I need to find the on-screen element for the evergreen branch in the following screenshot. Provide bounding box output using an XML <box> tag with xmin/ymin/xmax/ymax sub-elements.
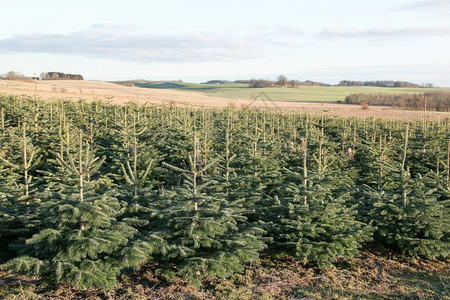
<box><xmin>140</xmin><ymin>159</ymin><xmax>154</xmax><ymax>184</ymax></box>
<box><xmin>0</xmin><ymin>156</ymin><xmax>19</xmax><ymax>169</ymax></box>
<box><xmin>229</xmin><ymin>153</ymin><xmax>237</xmax><ymax>161</ymax></box>
<box><xmin>121</xmin><ymin>163</ymin><xmax>134</xmax><ymax>185</ymax></box>
<box><xmin>312</xmin><ymin>153</ymin><xmax>319</xmax><ymax>164</ymax></box>
<box><xmin>283</xmin><ymin>167</ymin><xmax>299</xmax><ymax>176</ymax></box>
<box><xmin>66</xmin><ymin>150</ymin><xmax>80</xmax><ymax>176</ymax></box>
<box><xmin>188</xmin><ymin>156</ymin><xmax>197</xmax><ymax>173</ymax></box>
<box><xmin>199</xmin><ymin>155</ymin><xmax>221</xmax><ymax>173</ymax></box>
<box><xmin>163</xmin><ymin>162</ymin><xmax>188</xmax><ymax>174</ymax></box>
<box><xmin>29</xmin><ymin>155</ymin><xmax>43</xmax><ymax>170</ymax></box>
<box><xmin>27</xmin><ymin>149</ymin><xmax>36</xmax><ymax>169</ymax></box>
<box><xmin>125</xmin><ymin>160</ymin><xmax>136</xmax><ymax>182</ymax></box>
<box><xmin>84</xmin><ymin>142</ymin><xmax>91</xmax><ymax>168</ymax></box>
<box><xmin>137</xmin><ymin>128</ymin><xmax>147</xmax><ymax>136</ymax></box>
<box><xmin>56</xmin><ymin>152</ymin><xmax>73</xmax><ymax>173</ymax></box>
<box><xmin>85</xmin><ymin>156</ymin><xmax>106</xmax><ymax>176</ymax></box>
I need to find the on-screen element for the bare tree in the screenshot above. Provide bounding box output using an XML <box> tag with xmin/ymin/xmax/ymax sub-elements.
<box><xmin>2</xmin><ymin>71</ymin><xmax>26</xmax><ymax>80</ymax></box>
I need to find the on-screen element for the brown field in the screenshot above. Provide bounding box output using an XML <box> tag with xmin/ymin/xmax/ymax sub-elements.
<box><xmin>1</xmin><ymin>79</ymin><xmax>449</xmax><ymax>121</ymax></box>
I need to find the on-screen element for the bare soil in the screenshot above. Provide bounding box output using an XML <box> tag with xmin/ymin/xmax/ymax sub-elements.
<box><xmin>1</xmin><ymin>80</ymin><xmax>448</xmax><ymax>120</ymax></box>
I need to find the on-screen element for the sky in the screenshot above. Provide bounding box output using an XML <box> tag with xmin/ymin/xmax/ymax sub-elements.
<box><xmin>0</xmin><ymin>0</ymin><xmax>449</xmax><ymax>86</ymax></box>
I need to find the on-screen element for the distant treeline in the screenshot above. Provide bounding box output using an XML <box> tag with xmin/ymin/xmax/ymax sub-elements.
<box><xmin>0</xmin><ymin>71</ymin><xmax>83</xmax><ymax>81</ymax></box>
<box><xmin>203</xmin><ymin>76</ymin><xmax>329</xmax><ymax>88</ymax></box>
<box><xmin>345</xmin><ymin>91</ymin><xmax>450</xmax><ymax>112</ymax></box>
<box><xmin>338</xmin><ymin>80</ymin><xmax>423</xmax><ymax>88</ymax></box>
<box><xmin>0</xmin><ymin>71</ymin><xmax>83</xmax><ymax>80</ymax></box>
<box><xmin>248</xmin><ymin>79</ymin><xmax>329</xmax><ymax>88</ymax></box>
<box><xmin>203</xmin><ymin>79</ymin><xmax>328</xmax><ymax>86</ymax></box>
<box><xmin>0</xmin><ymin>71</ymin><xmax>28</xmax><ymax>80</ymax></box>
<box><xmin>203</xmin><ymin>78</ymin><xmax>428</xmax><ymax>88</ymax></box>
<box><xmin>42</xmin><ymin>72</ymin><xmax>84</xmax><ymax>80</ymax></box>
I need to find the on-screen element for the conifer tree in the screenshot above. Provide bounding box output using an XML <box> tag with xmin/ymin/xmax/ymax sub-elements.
<box><xmin>0</xmin><ymin>123</ymin><xmax>42</xmax><ymax>196</ymax></box>
<box><xmin>355</xmin><ymin>134</ymin><xmax>397</xmax><ymax>190</ymax></box>
<box><xmin>364</xmin><ymin>126</ymin><xmax>450</xmax><ymax>259</ymax></box>
<box><xmin>1</xmin><ymin>131</ymin><xmax>158</xmax><ymax>290</ymax></box>
<box><xmin>151</xmin><ymin>131</ymin><xmax>265</xmax><ymax>285</ymax></box>
<box><xmin>206</xmin><ymin>116</ymin><xmax>238</xmax><ymax>197</ymax></box>
<box><xmin>231</xmin><ymin>113</ymin><xmax>283</xmax><ymax>211</ymax></box>
<box><xmin>262</xmin><ymin>138</ymin><xmax>373</xmax><ymax>268</ymax></box>
<box><xmin>113</xmin><ymin>103</ymin><xmax>165</xmax><ymax>247</ymax></box>
<box><xmin>0</xmin><ymin>122</ymin><xmax>42</xmax><ymax>260</ymax></box>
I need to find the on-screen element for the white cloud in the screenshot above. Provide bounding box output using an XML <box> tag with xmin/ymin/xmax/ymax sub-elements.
<box><xmin>394</xmin><ymin>0</ymin><xmax>450</xmax><ymax>17</ymax></box>
<box><xmin>0</xmin><ymin>25</ymin><xmax>267</xmax><ymax>63</ymax></box>
<box><xmin>89</xmin><ymin>23</ymin><xmax>140</xmax><ymax>32</ymax></box>
<box><xmin>401</xmin><ymin>0</ymin><xmax>450</xmax><ymax>10</ymax></box>
<box><xmin>318</xmin><ymin>25</ymin><xmax>450</xmax><ymax>40</ymax></box>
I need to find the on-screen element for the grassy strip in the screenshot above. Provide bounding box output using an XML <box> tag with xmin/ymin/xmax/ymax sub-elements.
<box><xmin>1</xmin><ymin>252</ymin><xmax>448</xmax><ymax>299</ymax></box>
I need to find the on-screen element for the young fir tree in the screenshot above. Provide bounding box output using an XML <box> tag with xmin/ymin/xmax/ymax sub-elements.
<box><xmin>351</xmin><ymin>133</ymin><xmax>400</xmax><ymax>225</ymax></box>
<box><xmin>113</xmin><ymin>104</ymin><xmax>167</xmax><ymax>254</ymax></box>
<box><xmin>205</xmin><ymin>116</ymin><xmax>266</xmax><ymax>246</ymax></box>
<box><xmin>231</xmin><ymin>113</ymin><xmax>284</xmax><ymax>212</ymax></box>
<box><xmin>364</xmin><ymin>126</ymin><xmax>450</xmax><ymax>259</ymax></box>
<box><xmin>0</xmin><ymin>122</ymin><xmax>43</xmax><ymax>260</ymax></box>
<box><xmin>151</xmin><ymin>131</ymin><xmax>265</xmax><ymax>286</ymax></box>
<box><xmin>354</xmin><ymin>134</ymin><xmax>398</xmax><ymax>190</ymax></box>
<box><xmin>114</xmin><ymin>102</ymin><xmax>162</xmax><ymax>198</ymax></box>
<box><xmin>206</xmin><ymin>115</ymin><xmax>239</xmax><ymax>197</ymax></box>
<box><xmin>261</xmin><ymin>137</ymin><xmax>373</xmax><ymax>268</ymax></box>
<box><xmin>1</xmin><ymin>131</ymin><xmax>158</xmax><ymax>290</ymax></box>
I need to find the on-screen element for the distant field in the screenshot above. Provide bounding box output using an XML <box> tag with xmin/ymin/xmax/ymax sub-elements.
<box><xmin>134</xmin><ymin>81</ymin><xmax>447</xmax><ymax>103</ymax></box>
<box><xmin>2</xmin><ymin>79</ymin><xmax>448</xmax><ymax>120</ymax></box>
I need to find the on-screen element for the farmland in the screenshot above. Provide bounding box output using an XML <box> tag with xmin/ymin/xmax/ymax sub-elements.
<box><xmin>134</xmin><ymin>81</ymin><xmax>446</xmax><ymax>103</ymax></box>
<box><xmin>2</xmin><ymin>79</ymin><xmax>450</xmax><ymax>121</ymax></box>
<box><xmin>0</xmin><ymin>92</ymin><xmax>449</xmax><ymax>298</ymax></box>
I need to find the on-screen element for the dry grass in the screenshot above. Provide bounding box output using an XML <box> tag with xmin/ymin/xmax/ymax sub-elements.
<box><xmin>0</xmin><ymin>80</ymin><xmax>449</xmax><ymax>121</ymax></box>
<box><xmin>227</xmin><ymin>101</ymin><xmax>237</xmax><ymax>109</ymax></box>
<box><xmin>1</xmin><ymin>253</ymin><xmax>448</xmax><ymax>299</ymax></box>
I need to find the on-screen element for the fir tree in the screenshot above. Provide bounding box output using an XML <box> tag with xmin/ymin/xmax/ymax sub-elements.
<box><xmin>0</xmin><ymin>122</ymin><xmax>42</xmax><ymax>260</ymax></box>
<box><xmin>363</xmin><ymin>126</ymin><xmax>450</xmax><ymax>259</ymax></box>
<box><xmin>114</xmin><ymin>103</ymin><xmax>161</xmax><ymax>198</ymax></box>
<box><xmin>262</xmin><ymin>138</ymin><xmax>373</xmax><ymax>268</ymax></box>
<box><xmin>231</xmin><ymin>113</ymin><xmax>283</xmax><ymax>211</ymax></box>
<box><xmin>1</xmin><ymin>131</ymin><xmax>158</xmax><ymax>290</ymax></box>
<box><xmin>152</xmin><ymin>131</ymin><xmax>265</xmax><ymax>285</ymax></box>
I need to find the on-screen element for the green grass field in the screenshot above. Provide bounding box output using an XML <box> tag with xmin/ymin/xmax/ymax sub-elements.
<box><xmin>134</xmin><ymin>81</ymin><xmax>448</xmax><ymax>103</ymax></box>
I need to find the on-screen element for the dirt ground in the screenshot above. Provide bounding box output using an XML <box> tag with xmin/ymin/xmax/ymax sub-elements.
<box><xmin>1</xmin><ymin>80</ymin><xmax>448</xmax><ymax>121</ymax></box>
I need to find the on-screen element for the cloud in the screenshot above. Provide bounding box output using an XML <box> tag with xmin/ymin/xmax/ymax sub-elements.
<box><xmin>247</xmin><ymin>25</ymin><xmax>303</xmax><ymax>36</ymax></box>
<box><xmin>0</xmin><ymin>24</ymin><xmax>267</xmax><ymax>63</ymax></box>
<box><xmin>318</xmin><ymin>25</ymin><xmax>450</xmax><ymax>40</ymax></box>
<box><xmin>393</xmin><ymin>0</ymin><xmax>450</xmax><ymax>17</ymax></box>
<box><xmin>400</xmin><ymin>0</ymin><xmax>450</xmax><ymax>11</ymax></box>
<box><xmin>90</xmin><ymin>23</ymin><xmax>140</xmax><ymax>32</ymax></box>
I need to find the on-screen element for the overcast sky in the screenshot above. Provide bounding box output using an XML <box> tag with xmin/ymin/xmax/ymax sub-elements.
<box><xmin>1</xmin><ymin>0</ymin><xmax>449</xmax><ymax>86</ymax></box>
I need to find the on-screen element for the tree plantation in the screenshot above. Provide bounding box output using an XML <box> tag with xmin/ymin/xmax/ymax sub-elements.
<box><xmin>0</xmin><ymin>94</ymin><xmax>449</xmax><ymax>291</ymax></box>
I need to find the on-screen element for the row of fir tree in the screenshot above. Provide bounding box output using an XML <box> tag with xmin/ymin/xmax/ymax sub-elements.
<box><xmin>0</xmin><ymin>95</ymin><xmax>449</xmax><ymax>290</ymax></box>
